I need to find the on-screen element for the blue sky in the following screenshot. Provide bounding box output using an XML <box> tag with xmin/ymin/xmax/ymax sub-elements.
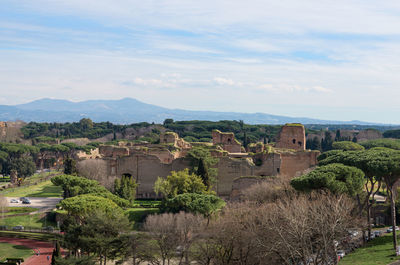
<box><xmin>1</xmin><ymin>0</ymin><xmax>400</xmax><ymax>123</ymax></box>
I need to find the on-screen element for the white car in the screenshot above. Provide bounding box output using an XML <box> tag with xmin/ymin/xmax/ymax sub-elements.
<box><xmin>10</xmin><ymin>199</ymin><xmax>18</xmax><ymax>203</ymax></box>
<box><xmin>337</xmin><ymin>250</ymin><xmax>345</xmax><ymax>258</ymax></box>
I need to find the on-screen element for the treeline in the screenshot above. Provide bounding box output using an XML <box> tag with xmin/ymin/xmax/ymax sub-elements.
<box><xmin>21</xmin><ymin>118</ymin><xmax>284</xmax><ymax>144</ymax></box>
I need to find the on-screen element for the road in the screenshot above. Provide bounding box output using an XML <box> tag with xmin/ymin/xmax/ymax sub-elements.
<box><xmin>5</xmin><ymin>197</ymin><xmax>62</xmax><ymax>212</ymax></box>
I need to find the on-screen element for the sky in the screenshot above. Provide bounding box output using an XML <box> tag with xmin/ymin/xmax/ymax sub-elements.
<box><xmin>1</xmin><ymin>1</ymin><xmax>400</xmax><ymax>123</ymax></box>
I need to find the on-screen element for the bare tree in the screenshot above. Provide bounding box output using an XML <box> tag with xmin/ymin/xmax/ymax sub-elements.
<box><xmin>144</xmin><ymin>213</ymin><xmax>180</xmax><ymax>265</ymax></box>
<box><xmin>0</xmin><ymin>195</ymin><xmax>7</xmax><ymax>219</ymax></box>
<box><xmin>76</xmin><ymin>160</ymin><xmax>110</xmax><ymax>186</ymax></box>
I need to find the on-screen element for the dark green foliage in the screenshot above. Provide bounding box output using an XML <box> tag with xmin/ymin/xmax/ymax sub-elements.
<box><xmin>61</xmin><ymin>209</ymin><xmax>130</xmax><ymax>264</ymax></box>
<box><xmin>63</xmin><ymin>158</ymin><xmax>77</xmax><ymax>175</ymax></box>
<box><xmin>360</xmin><ymin>139</ymin><xmax>400</xmax><ymax>150</ymax></box>
<box><xmin>332</xmin><ymin>141</ymin><xmax>364</xmax><ymax>151</ymax></box>
<box><xmin>60</xmin><ymin>194</ymin><xmax>125</xmax><ymax>218</ymax></box>
<box><xmin>163</xmin><ymin>193</ymin><xmax>225</xmax><ymax>218</ymax></box>
<box><xmin>196</xmin><ymin>158</ymin><xmax>210</xmax><ymax>189</ymax></box>
<box><xmin>291</xmin><ymin>163</ymin><xmax>364</xmax><ymax>197</ymax></box>
<box><xmin>186</xmin><ymin>146</ymin><xmax>218</xmax><ymax>189</ymax></box>
<box><xmin>114</xmin><ymin>174</ymin><xmax>138</xmax><ymax>203</ymax></box>
<box><xmin>306</xmin><ymin>136</ymin><xmax>322</xmax><ymax>150</ymax></box>
<box><xmin>2</xmin><ymin>156</ymin><xmax>36</xmax><ymax>178</ymax></box>
<box><xmin>383</xmin><ymin>129</ymin><xmax>400</xmax><ymax>139</ymax></box>
<box><xmin>52</xmin><ymin>174</ymin><xmax>130</xmax><ymax>207</ymax></box>
<box><xmin>54</xmin><ymin>256</ymin><xmax>95</xmax><ymax>265</ymax></box>
<box><xmin>154</xmin><ymin>169</ymin><xmax>208</xmax><ymax>199</ymax></box>
<box><xmin>321</xmin><ymin>131</ymin><xmax>333</xmax><ymax>152</ymax></box>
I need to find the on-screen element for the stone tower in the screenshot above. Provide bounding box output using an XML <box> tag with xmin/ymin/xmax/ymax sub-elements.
<box><xmin>275</xmin><ymin>124</ymin><xmax>306</xmax><ymax>151</ymax></box>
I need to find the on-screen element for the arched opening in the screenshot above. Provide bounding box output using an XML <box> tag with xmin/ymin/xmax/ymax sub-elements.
<box><xmin>292</xmin><ymin>139</ymin><xmax>296</xmax><ymax>144</ymax></box>
<box><xmin>122</xmin><ymin>173</ymin><xmax>133</xmax><ymax>179</ymax></box>
<box><xmin>298</xmin><ymin>141</ymin><xmax>302</xmax><ymax>146</ymax></box>
<box><xmin>227</xmin><ymin>138</ymin><xmax>232</xmax><ymax>144</ymax></box>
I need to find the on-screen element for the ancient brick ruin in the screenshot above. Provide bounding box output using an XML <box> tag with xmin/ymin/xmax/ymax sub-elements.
<box><xmin>275</xmin><ymin>124</ymin><xmax>306</xmax><ymax>151</ymax></box>
<box><xmin>76</xmin><ymin>123</ymin><xmax>319</xmax><ymax>198</ymax></box>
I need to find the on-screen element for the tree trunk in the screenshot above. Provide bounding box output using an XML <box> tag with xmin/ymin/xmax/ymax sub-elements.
<box><xmin>367</xmin><ymin>205</ymin><xmax>372</xmax><ymax>240</ymax></box>
<box><xmin>391</xmin><ymin>187</ymin><xmax>397</xmax><ymax>250</ymax></box>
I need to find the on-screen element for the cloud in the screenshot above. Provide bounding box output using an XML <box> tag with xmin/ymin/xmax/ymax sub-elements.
<box><xmin>213</xmin><ymin>77</ymin><xmax>235</xmax><ymax>86</ymax></box>
<box><xmin>258</xmin><ymin>84</ymin><xmax>333</xmax><ymax>93</ymax></box>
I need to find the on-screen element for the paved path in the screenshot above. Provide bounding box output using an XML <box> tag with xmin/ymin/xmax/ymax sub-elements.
<box><xmin>6</xmin><ymin>197</ymin><xmax>62</xmax><ymax>212</ymax></box>
<box><xmin>0</xmin><ymin>237</ymin><xmax>54</xmax><ymax>265</ymax></box>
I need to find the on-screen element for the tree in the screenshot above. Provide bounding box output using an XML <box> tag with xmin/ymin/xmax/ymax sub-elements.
<box><xmin>196</xmin><ymin>158</ymin><xmax>210</xmax><ymax>189</ymax></box>
<box><xmin>321</xmin><ymin>131</ymin><xmax>333</xmax><ymax>151</ymax></box>
<box><xmin>291</xmin><ymin>163</ymin><xmax>364</xmax><ymax>197</ymax></box>
<box><xmin>144</xmin><ymin>213</ymin><xmax>180</xmax><ymax>265</ymax></box>
<box><xmin>332</xmin><ymin>141</ymin><xmax>364</xmax><ymax>151</ymax></box>
<box><xmin>64</xmin><ymin>158</ymin><xmax>77</xmax><ymax>175</ymax></box>
<box><xmin>4</xmin><ymin>157</ymin><xmax>36</xmax><ymax>178</ymax></box>
<box><xmin>319</xmin><ymin>148</ymin><xmax>400</xmax><ymax>249</ymax></box>
<box><xmin>114</xmin><ymin>174</ymin><xmax>138</xmax><ymax>203</ymax></box>
<box><xmin>154</xmin><ymin>169</ymin><xmax>207</xmax><ymax>199</ymax></box>
<box><xmin>52</xmin><ymin>174</ymin><xmax>129</xmax><ymax>207</ymax></box>
<box><xmin>78</xmin><ymin>210</ymin><xmax>130</xmax><ymax>265</ymax></box>
<box><xmin>360</xmin><ymin>139</ymin><xmax>400</xmax><ymax>150</ymax></box>
<box><xmin>186</xmin><ymin>146</ymin><xmax>218</xmax><ymax>189</ymax></box>
<box><xmin>59</xmin><ymin>194</ymin><xmax>124</xmax><ymax>220</ymax></box>
<box><xmin>54</xmin><ymin>256</ymin><xmax>95</xmax><ymax>265</ymax></box>
<box><xmin>164</xmin><ymin>193</ymin><xmax>225</xmax><ymax>223</ymax></box>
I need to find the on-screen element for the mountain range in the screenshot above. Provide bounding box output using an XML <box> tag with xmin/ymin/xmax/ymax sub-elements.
<box><xmin>0</xmin><ymin>98</ymin><xmax>386</xmax><ymax>125</ymax></box>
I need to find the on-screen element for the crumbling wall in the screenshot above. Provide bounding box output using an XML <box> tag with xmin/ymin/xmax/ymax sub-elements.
<box><xmin>279</xmin><ymin>151</ymin><xmax>319</xmax><ymax>178</ymax></box>
<box><xmin>212</xmin><ymin>130</ymin><xmax>242</xmax><ymax>153</ymax></box>
<box><xmin>215</xmin><ymin>157</ymin><xmax>254</xmax><ymax>197</ymax></box>
<box><xmin>357</xmin><ymin>129</ymin><xmax>382</xmax><ymax>142</ymax></box>
<box><xmin>275</xmin><ymin>124</ymin><xmax>306</xmax><ymax>151</ymax></box>
<box><xmin>99</xmin><ymin>145</ymin><xmax>129</xmax><ymax>158</ymax></box>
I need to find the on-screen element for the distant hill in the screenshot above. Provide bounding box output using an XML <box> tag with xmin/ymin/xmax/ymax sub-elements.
<box><xmin>0</xmin><ymin>97</ymin><xmax>388</xmax><ymax>125</ymax></box>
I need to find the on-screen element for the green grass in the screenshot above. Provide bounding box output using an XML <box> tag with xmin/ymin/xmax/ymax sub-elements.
<box><xmin>125</xmin><ymin>208</ymin><xmax>160</xmax><ymax>229</ymax></box>
<box><xmin>0</xmin><ymin>242</ymin><xmax>33</xmax><ymax>262</ymax></box>
<box><xmin>340</xmin><ymin>233</ymin><xmax>400</xmax><ymax>265</ymax></box>
<box><xmin>0</xmin><ymin>180</ymin><xmax>63</xmax><ymax>197</ymax></box>
<box><xmin>0</xmin><ymin>231</ymin><xmax>59</xmax><ymax>241</ymax></box>
<box><xmin>2</xmin><ymin>207</ymin><xmax>38</xmax><ymax>216</ymax></box>
<box><xmin>0</xmin><ymin>213</ymin><xmax>56</xmax><ymax>229</ymax></box>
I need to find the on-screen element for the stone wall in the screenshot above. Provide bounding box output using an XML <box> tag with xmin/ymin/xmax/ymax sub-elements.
<box><xmin>279</xmin><ymin>151</ymin><xmax>319</xmax><ymax>177</ymax></box>
<box><xmin>275</xmin><ymin>124</ymin><xmax>306</xmax><ymax>151</ymax></box>
<box><xmin>212</xmin><ymin>130</ymin><xmax>242</xmax><ymax>153</ymax></box>
<box><xmin>357</xmin><ymin>129</ymin><xmax>382</xmax><ymax>142</ymax></box>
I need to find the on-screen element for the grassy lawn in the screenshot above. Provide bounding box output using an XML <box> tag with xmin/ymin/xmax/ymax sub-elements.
<box><xmin>0</xmin><ymin>180</ymin><xmax>62</xmax><ymax>197</ymax></box>
<box><xmin>0</xmin><ymin>242</ymin><xmax>33</xmax><ymax>262</ymax></box>
<box><xmin>340</xmin><ymin>233</ymin><xmax>400</xmax><ymax>265</ymax></box>
<box><xmin>0</xmin><ymin>231</ymin><xmax>59</xmax><ymax>241</ymax></box>
<box><xmin>2</xmin><ymin>207</ymin><xmax>38</xmax><ymax>216</ymax></box>
<box><xmin>0</xmin><ymin>213</ymin><xmax>56</xmax><ymax>229</ymax></box>
<box><xmin>125</xmin><ymin>208</ymin><xmax>160</xmax><ymax>229</ymax></box>
<box><xmin>133</xmin><ymin>200</ymin><xmax>162</xmax><ymax>208</ymax></box>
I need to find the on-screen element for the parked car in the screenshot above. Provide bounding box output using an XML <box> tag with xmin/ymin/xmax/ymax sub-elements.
<box><xmin>374</xmin><ymin>231</ymin><xmax>383</xmax><ymax>237</ymax></box>
<box><xmin>10</xmin><ymin>199</ymin><xmax>18</xmax><ymax>203</ymax></box>
<box><xmin>387</xmin><ymin>226</ymin><xmax>399</xmax><ymax>233</ymax></box>
<box><xmin>12</xmin><ymin>225</ymin><xmax>24</xmax><ymax>231</ymax></box>
<box><xmin>22</xmin><ymin>198</ymin><xmax>31</xmax><ymax>204</ymax></box>
<box><xmin>337</xmin><ymin>250</ymin><xmax>345</xmax><ymax>259</ymax></box>
<box><xmin>19</xmin><ymin>197</ymin><xmax>27</xmax><ymax>202</ymax></box>
<box><xmin>43</xmin><ymin>226</ymin><xmax>54</xmax><ymax>232</ymax></box>
<box><xmin>0</xmin><ymin>225</ymin><xmax>8</xmax><ymax>230</ymax></box>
